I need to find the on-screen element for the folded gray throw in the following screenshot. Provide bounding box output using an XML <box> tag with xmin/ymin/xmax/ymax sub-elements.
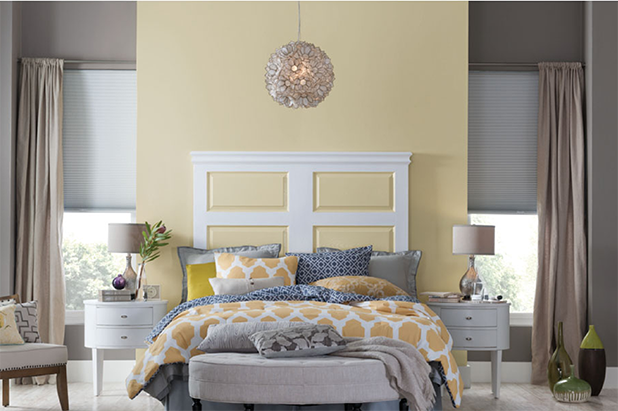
<box><xmin>333</xmin><ymin>337</ymin><xmax>435</xmax><ymax>411</ymax></box>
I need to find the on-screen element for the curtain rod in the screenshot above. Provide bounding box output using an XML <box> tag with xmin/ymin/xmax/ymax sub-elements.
<box><xmin>470</xmin><ymin>62</ymin><xmax>586</xmax><ymax>70</ymax></box>
<box><xmin>17</xmin><ymin>58</ymin><xmax>135</xmax><ymax>64</ymax></box>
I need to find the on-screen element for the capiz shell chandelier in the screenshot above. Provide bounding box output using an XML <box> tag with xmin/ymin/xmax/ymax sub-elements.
<box><xmin>265</xmin><ymin>2</ymin><xmax>334</xmax><ymax>109</ymax></box>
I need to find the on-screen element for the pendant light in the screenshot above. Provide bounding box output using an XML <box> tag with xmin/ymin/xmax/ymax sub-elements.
<box><xmin>265</xmin><ymin>2</ymin><xmax>335</xmax><ymax>109</ymax></box>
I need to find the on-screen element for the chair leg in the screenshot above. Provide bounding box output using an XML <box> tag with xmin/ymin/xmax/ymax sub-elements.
<box><xmin>351</xmin><ymin>404</ymin><xmax>362</xmax><ymax>411</ymax></box>
<box><xmin>56</xmin><ymin>365</ymin><xmax>69</xmax><ymax>410</ymax></box>
<box><xmin>2</xmin><ymin>378</ymin><xmax>8</xmax><ymax>407</ymax></box>
<box><xmin>191</xmin><ymin>398</ymin><xmax>201</xmax><ymax>411</ymax></box>
<box><xmin>399</xmin><ymin>398</ymin><xmax>409</xmax><ymax>411</ymax></box>
<box><xmin>243</xmin><ymin>405</ymin><xmax>254</xmax><ymax>411</ymax></box>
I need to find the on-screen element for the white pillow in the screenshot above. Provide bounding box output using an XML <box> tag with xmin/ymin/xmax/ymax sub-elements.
<box><xmin>208</xmin><ymin>277</ymin><xmax>285</xmax><ymax>295</ymax></box>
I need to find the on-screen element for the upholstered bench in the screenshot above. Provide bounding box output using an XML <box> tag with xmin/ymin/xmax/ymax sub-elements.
<box><xmin>0</xmin><ymin>343</ymin><xmax>69</xmax><ymax>410</ymax></box>
<box><xmin>188</xmin><ymin>352</ymin><xmax>442</xmax><ymax>411</ymax></box>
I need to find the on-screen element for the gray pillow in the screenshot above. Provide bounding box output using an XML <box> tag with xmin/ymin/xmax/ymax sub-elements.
<box><xmin>177</xmin><ymin>244</ymin><xmax>281</xmax><ymax>302</ymax></box>
<box><xmin>249</xmin><ymin>324</ymin><xmax>346</xmax><ymax>358</ymax></box>
<box><xmin>209</xmin><ymin>277</ymin><xmax>285</xmax><ymax>295</ymax></box>
<box><xmin>14</xmin><ymin>301</ymin><xmax>40</xmax><ymax>343</ymax></box>
<box><xmin>317</xmin><ymin>248</ymin><xmax>422</xmax><ymax>301</ymax></box>
<box><xmin>198</xmin><ymin>321</ymin><xmax>314</xmax><ymax>353</ymax></box>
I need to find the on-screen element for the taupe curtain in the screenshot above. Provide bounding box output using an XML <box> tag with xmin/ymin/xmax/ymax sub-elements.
<box><xmin>15</xmin><ymin>58</ymin><xmax>65</xmax><ymax>382</ymax></box>
<box><xmin>532</xmin><ymin>62</ymin><xmax>587</xmax><ymax>384</ymax></box>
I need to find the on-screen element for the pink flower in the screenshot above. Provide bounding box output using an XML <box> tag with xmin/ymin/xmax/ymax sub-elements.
<box><xmin>157</xmin><ymin>226</ymin><xmax>166</xmax><ymax>234</ymax></box>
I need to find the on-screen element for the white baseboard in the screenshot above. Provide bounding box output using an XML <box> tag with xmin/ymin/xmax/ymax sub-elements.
<box><xmin>468</xmin><ymin>361</ymin><xmax>618</xmax><ymax>388</ymax></box>
<box><xmin>458</xmin><ymin>365</ymin><xmax>471</xmax><ymax>389</ymax></box>
<box><xmin>67</xmin><ymin>360</ymin><xmax>135</xmax><ymax>383</ymax></box>
<box><xmin>468</xmin><ymin>361</ymin><xmax>532</xmax><ymax>383</ymax></box>
<box><xmin>606</xmin><ymin>366</ymin><xmax>618</xmax><ymax>389</ymax></box>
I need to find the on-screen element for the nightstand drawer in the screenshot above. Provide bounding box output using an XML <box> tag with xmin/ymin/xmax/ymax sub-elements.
<box><xmin>95</xmin><ymin>327</ymin><xmax>150</xmax><ymax>348</ymax></box>
<box><xmin>440</xmin><ymin>308</ymin><xmax>497</xmax><ymax>327</ymax></box>
<box><xmin>96</xmin><ymin>307</ymin><xmax>153</xmax><ymax>326</ymax></box>
<box><xmin>450</xmin><ymin>329</ymin><xmax>497</xmax><ymax>348</ymax></box>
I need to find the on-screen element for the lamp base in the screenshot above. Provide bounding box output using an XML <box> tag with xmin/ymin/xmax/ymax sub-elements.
<box><xmin>459</xmin><ymin>255</ymin><xmax>482</xmax><ymax>297</ymax></box>
<box><xmin>122</xmin><ymin>254</ymin><xmax>138</xmax><ymax>296</ymax></box>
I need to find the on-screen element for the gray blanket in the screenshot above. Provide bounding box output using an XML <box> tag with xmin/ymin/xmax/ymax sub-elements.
<box><xmin>333</xmin><ymin>337</ymin><xmax>435</xmax><ymax>411</ymax></box>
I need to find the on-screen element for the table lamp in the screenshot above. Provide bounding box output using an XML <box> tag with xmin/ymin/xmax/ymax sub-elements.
<box><xmin>108</xmin><ymin>223</ymin><xmax>146</xmax><ymax>293</ymax></box>
<box><xmin>453</xmin><ymin>224</ymin><xmax>495</xmax><ymax>297</ymax></box>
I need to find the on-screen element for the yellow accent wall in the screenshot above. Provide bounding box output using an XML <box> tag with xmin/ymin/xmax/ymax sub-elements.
<box><xmin>137</xmin><ymin>1</ymin><xmax>468</xmax><ymax>312</ymax></box>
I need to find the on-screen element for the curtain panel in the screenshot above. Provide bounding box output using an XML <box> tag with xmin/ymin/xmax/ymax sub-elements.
<box><xmin>15</xmin><ymin>58</ymin><xmax>66</xmax><ymax>357</ymax></box>
<box><xmin>532</xmin><ymin>62</ymin><xmax>587</xmax><ymax>384</ymax></box>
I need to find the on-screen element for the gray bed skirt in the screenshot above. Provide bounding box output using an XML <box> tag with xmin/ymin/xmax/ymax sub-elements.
<box><xmin>161</xmin><ymin>375</ymin><xmax>444</xmax><ymax>411</ymax></box>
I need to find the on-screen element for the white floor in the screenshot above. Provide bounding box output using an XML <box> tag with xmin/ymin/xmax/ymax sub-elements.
<box><xmin>5</xmin><ymin>382</ymin><xmax>618</xmax><ymax>411</ymax></box>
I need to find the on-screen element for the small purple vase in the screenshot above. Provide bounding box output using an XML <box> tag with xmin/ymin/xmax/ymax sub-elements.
<box><xmin>112</xmin><ymin>274</ymin><xmax>126</xmax><ymax>290</ymax></box>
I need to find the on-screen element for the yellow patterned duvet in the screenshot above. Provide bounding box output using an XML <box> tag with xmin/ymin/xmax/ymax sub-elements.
<box><xmin>126</xmin><ymin>298</ymin><xmax>462</xmax><ymax>407</ymax></box>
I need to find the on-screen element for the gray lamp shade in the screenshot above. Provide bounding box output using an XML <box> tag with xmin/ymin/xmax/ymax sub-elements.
<box><xmin>452</xmin><ymin>225</ymin><xmax>495</xmax><ymax>255</ymax></box>
<box><xmin>108</xmin><ymin>223</ymin><xmax>146</xmax><ymax>254</ymax></box>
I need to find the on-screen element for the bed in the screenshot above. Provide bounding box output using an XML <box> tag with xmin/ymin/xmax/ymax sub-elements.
<box><xmin>125</xmin><ymin>152</ymin><xmax>463</xmax><ymax>409</ymax></box>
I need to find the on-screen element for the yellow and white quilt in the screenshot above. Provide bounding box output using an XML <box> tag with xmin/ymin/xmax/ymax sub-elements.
<box><xmin>126</xmin><ymin>293</ymin><xmax>462</xmax><ymax>407</ymax></box>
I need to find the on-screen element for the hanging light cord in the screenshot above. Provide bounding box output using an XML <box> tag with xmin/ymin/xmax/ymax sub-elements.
<box><xmin>297</xmin><ymin>1</ymin><xmax>301</xmax><ymax>42</ymax></box>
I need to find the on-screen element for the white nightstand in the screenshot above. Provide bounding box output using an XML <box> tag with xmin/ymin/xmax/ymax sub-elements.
<box><xmin>427</xmin><ymin>302</ymin><xmax>510</xmax><ymax>399</ymax></box>
<box><xmin>84</xmin><ymin>299</ymin><xmax>167</xmax><ymax>396</ymax></box>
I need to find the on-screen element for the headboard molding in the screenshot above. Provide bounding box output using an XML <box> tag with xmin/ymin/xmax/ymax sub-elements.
<box><xmin>192</xmin><ymin>152</ymin><xmax>411</xmax><ymax>253</ymax></box>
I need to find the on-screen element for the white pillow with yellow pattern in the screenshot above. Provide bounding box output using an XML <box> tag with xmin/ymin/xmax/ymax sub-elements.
<box><xmin>215</xmin><ymin>253</ymin><xmax>299</xmax><ymax>286</ymax></box>
<box><xmin>310</xmin><ymin>276</ymin><xmax>410</xmax><ymax>299</ymax></box>
<box><xmin>0</xmin><ymin>305</ymin><xmax>25</xmax><ymax>345</ymax></box>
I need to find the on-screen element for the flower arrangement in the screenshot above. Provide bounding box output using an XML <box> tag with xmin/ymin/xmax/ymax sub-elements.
<box><xmin>137</xmin><ymin>221</ymin><xmax>172</xmax><ymax>299</ymax></box>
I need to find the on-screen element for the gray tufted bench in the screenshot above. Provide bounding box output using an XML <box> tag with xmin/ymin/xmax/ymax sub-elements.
<box><xmin>188</xmin><ymin>352</ymin><xmax>442</xmax><ymax>411</ymax></box>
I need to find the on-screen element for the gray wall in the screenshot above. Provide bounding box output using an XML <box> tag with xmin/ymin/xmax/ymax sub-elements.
<box><xmin>468</xmin><ymin>1</ymin><xmax>585</xmax><ymax>364</ymax></box>
<box><xmin>21</xmin><ymin>1</ymin><xmax>136</xmax><ymax>60</ymax></box>
<box><xmin>584</xmin><ymin>2</ymin><xmax>618</xmax><ymax>367</ymax></box>
<box><xmin>0</xmin><ymin>2</ymin><xmax>19</xmax><ymax>298</ymax></box>
<box><xmin>18</xmin><ymin>0</ymin><xmax>136</xmax><ymax>361</ymax></box>
<box><xmin>470</xmin><ymin>1</ymin><xmax>583</xmax><ymax>63</ymax></box>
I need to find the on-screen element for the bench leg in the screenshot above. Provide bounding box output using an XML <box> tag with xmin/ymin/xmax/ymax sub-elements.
<box><xmin>2</xmin><ymin>379</ymin><xmax>8</xmax><ymax>407</ymax></box>
<box><xmin>57</xmin><ymin>365</ymin><xmax>69</xmax><ymax>410</ymax></box>
<box><xmin>243</xmin><ymin>405</ymin><xmax>254</xmax><ymax>411</ymax></box>
<box><xmin>191</xmin><ymin>398</ymin><xmax>201</xmax><ymax>411</ymax></box>
<box><xmin>351</xmin><ymin>404</ymin><xmax>362</xmax><ymax>411</ymax></box>
<box><xmin>399</xmin><ymin>398</ymin><xmax>408</xmax><ymax>411</ymax></box>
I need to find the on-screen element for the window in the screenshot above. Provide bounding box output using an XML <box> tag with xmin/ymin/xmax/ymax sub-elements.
<box><xmin>62</xmin><ymin>70</ymin><xmax>137</xmax><ymax>311</ymax></box>
<box><xmin>468</xmin><ymin>71</ymin><xmax>539</xmax><ymax>317</ymax></box>
<box><xmin>469</xmin><ymin>214</ymin><xmax>537</xmax><ymax>313</ymax></box>
<box><xmin>63</xmin><ymin>212</ymin><xmax>133</xmax><ymax>310</ymax></box>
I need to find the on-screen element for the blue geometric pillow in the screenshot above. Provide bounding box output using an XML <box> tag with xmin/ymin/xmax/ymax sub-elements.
<box><xmin>286</xmin><ymin>246</ymin><xmax>373</xmax><ymax>284</ymax></box>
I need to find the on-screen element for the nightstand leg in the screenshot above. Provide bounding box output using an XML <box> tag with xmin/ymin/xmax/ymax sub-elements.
<box><xmin>92</xmin><ymin>348</ymin><xmax>104</xmax><ymax>396</ymax></box>
<box><xmin>491</xmin><ymin>350</ymin><xmax>502</xmax><ymax>399</ymax></box>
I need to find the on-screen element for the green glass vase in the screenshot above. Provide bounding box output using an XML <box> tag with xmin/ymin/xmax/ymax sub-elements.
<box><xmin>547</xmin><ymin>321</ymin><xmax>572</xmax><ymax>393</ymax></box>
<box><xmin>553</xmin><ymin>365</ymin><xmax>591</xmax><ymax>403</ymax></box>
<box><xmin>578</xmin><ymin>325</ymin><xmax>606</xmax><ymax>396</ymax></box>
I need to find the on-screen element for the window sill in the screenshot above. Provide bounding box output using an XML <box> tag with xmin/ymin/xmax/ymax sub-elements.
<box><xmin>510</xmin><ymin>312</ymin><xmax>532</xmax><ymax>327</ymax></box>
<box><xmin>65</xmin><ymin>310</ymin><xmax>84</xmax><ymax>325</ymax></box>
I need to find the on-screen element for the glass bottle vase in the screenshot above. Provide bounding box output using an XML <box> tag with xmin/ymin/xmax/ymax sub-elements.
<box><xmin>137</xmin><ymin>263</ymin><xmax>148</xmax><ymax>301</ymax></box>
<box><xmin>548</xmin><ymin>321</ymin><xmax>573</xmax><ymax>393</ymax></box>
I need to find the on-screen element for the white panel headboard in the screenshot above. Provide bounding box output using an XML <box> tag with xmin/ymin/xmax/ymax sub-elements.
<box><xmin>191</xmin><ymin>152</ymin><xmax>411</xmax><ymax>253</ymax></box>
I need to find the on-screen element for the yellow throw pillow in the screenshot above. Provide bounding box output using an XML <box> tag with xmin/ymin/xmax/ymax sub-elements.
<box><xmin>310</xmin><ymin>276</ymin><xmax>410</xmax><ymax>298</ymax></box>
<box><xmin>0</xmin><ymin>305</ymin><xmax>25</xmax><ymax>345</ymax></box>
<box><xmin>186</xmin><ymin>262</ymin><xmax>217</xmax><ymax>301</ymax></box>
<box><xmin>215</xmin><ymin>253</ymin><xmax>299</xmax><ymax>286</ymax></box>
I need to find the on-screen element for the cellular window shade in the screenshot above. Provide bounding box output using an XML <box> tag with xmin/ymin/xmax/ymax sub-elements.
<box><xmin>63</xmin><ymin>70</ymin><xmax>137</xmax><ymax>210</ymax></box>
<box><xmin>468</xmin><ymin>71</ymin><xmax>538</xmax><ymax>213</ymax></box>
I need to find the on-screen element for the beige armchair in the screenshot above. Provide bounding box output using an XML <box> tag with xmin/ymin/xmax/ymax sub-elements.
<box><xmin>0</xmin><ymin>294</ymin><xmax>69</xmax><ymax>410</ymax></box>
